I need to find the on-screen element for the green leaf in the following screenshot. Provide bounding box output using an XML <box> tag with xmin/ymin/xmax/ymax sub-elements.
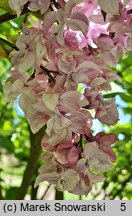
<box><xmin>0</xmin><ymin>0</ymin><xmax>12</xmax><ymax>12</ymax></box>
<box><xmin>103</xmin><ymin>92</ymin><xmax>123</xmax><ymax>98</ymax></box>
<box><xmin>0</xmin><ymin>137</ymin><xmax>14</xmax><ymax>153</ymax></box>
<box><xmin>98</xmin><ymin>0</ymin><xmax>119</xmax><ymax>15</ymax></box>
<box><xmin>120</xmin><ymin>94</ymin><xmax>132</xmax><ymax>103</ymax></box>
<box><xmin>5</xmin><ymin>187</ymin><xmax>19</xmax><ymax>200</ymax></box>
<box><xmin>0</xmin><ymin>44</ymin><xmax>9</xmax><ymax>58</ymax></box>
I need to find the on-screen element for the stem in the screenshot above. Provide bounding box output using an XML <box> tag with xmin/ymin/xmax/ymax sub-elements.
<box><xmin>31</xmin><ymin>181</ymin><xmax>38</xmax><ymax>200</ymax></box>
<box><xmin>0</xmin><ymin>161</ymin><xmax>3</xmax><ymax>200</ymax></box>
<box><xmin>0</xmin><ymin>0</ymin><xmax>62</xmax><ymax>25</ymax></box>
<box><xmin>79</xmin><ymin>195</ymin><xmax>82</xmax><ymax>200</ymax></box>
<box><xmin>41</xmin><ymin>184</ymin><xmax>51</xmax><ymax>200</ymax></box>
<box><xmin>31</xmin><ymin>164</ymin><xmax>39</xmax><ymax>200</ymax></box>
<box><xmin>0</xmin><ymin>7</ymin><xmax>30</xmax><ymax>25</ymax></box>
<box><xmin>16</xmin><ymin>126</ymin><xmax>46</xmax><ymax>200</ymax></box>
<box><xmin>0</xmin><ymin>37</ymin><xmax>55</xmax><ymax>83</ymax></box>
<box><xmin>0</xmin><ymin>184</ymin><xmax>3</xmax><ymax>200</ymax></box>
<box><xmin>55</xmin><ymin>190</ymin><xmax>63</xmax><ymax>200</ymax></box>
<box><xmin>40</xmin><ymin>65</ymin><xmax>55</xmax><ymax>84</ymax></box>
<box><xmin>0</xmin><ymin>37</ymin><xmax>19</xmax><ymax>51</ymax></box>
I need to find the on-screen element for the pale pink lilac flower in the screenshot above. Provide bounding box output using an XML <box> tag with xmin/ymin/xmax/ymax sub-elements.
<box><xmin>5</xmin><ymin>0</ymin><xmax>131</xmax><ymax>195</ymax></box>
<box><xmin>12</xmin><ymin>26</ymin><xmax>46</xmax><ymax>72</ymax></box>
<box><xmin>98</xmin><ymin>0</ymin><xmax>120</xmax><ymax>15</ymax></box>
<box><xmin>81</xmin><ymin>141</ymin><xmax>113</xmax><ymax>172</ymax></box>
<box><xmin>8</xmin><ymin>0</ymin><xmax>51</xmax><ymax>16</ymax></box>
<box><xmin>55</xmin><ymin>0</ymin><xmax>89</xmax><ymax>45</ymax></box>
<box><xmin>28</xmin><ymin>0</ymin><xmax>50</xmax><ymax>14</ymax></box>
<box><xmin>8</xmin><ymin>0</ymin><xmax>28</xmax><ymax>16</ymax></box>
<box><xmin>95</xmin><ymin>132</ymin><xmax>116</xmax><ymax>162</ymax></box>
<box><xmin>84</xmin><ymin>88</ymin><xmax>119</xmax><ymax>125</ymax></box>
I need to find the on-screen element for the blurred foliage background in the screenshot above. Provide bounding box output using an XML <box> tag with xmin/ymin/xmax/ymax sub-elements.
<box><xmin>0</xmin><ymin>4</ymin><xmax>132</xmax><ymax>200</ymax></box>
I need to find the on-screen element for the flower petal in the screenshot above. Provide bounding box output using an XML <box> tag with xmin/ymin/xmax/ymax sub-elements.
<box><xmin>43</xmin><ymin>93</ymin><xmax>60</xmax><ymax>111</ymax></box>
<box><xmin>98</xmin><ymin>0</ymin><xmax>119</xmax><ymax>15</ymax></box>
<box><xmin>57</xmin><ymin>169</ymin><xmax>80</xmax><ymax>191</ymax></box>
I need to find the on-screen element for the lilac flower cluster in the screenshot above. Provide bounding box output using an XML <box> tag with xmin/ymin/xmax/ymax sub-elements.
<box><xmin>4</xmin><ymin>0</ymin><xmax>132</xmax><ymax>195</ymax></box>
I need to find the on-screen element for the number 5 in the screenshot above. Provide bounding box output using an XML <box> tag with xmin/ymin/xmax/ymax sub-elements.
<box><xmin>120</xmin><ymin>203</ymin><xmax>126</xmax><ymax>211</ymax></box>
